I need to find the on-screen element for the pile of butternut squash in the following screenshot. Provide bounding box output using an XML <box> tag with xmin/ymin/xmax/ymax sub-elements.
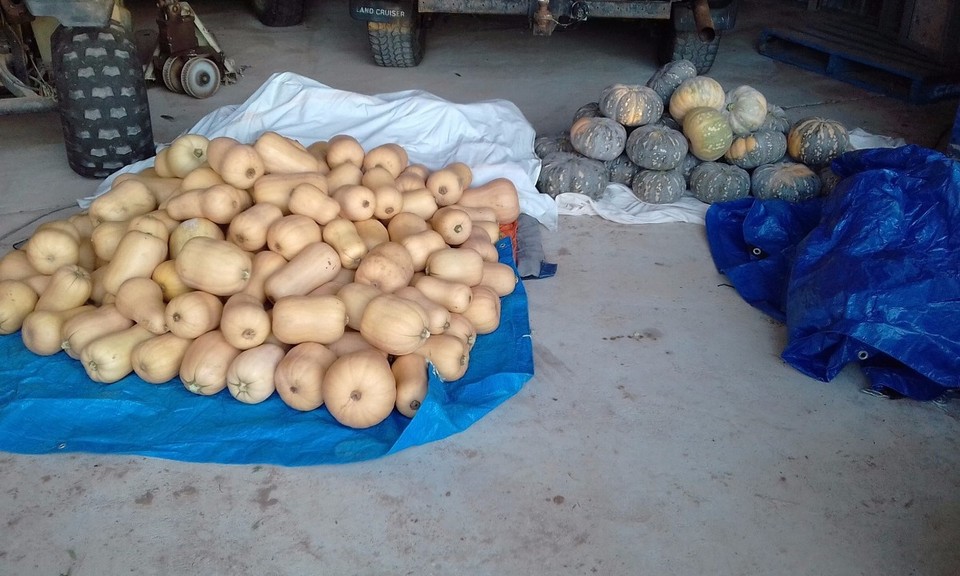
<box><xmin>0</xmin><ymin>131</ymin><xmax>522</xmax><ymax>429</ymax></box>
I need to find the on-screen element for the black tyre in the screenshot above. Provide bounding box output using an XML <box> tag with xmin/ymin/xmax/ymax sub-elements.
<box><xmin>367</xmin><ymin>17</ymin><xmax>424</xmax><ymax>67</ymax></box>
<box><xmin>251</xmin><ymin>0</ymin><xmax>306</xmax><ymax>27</ymax></box>
<box><xmin>51</xmin><ymin>23</ymin><xmax>154</xmax><ymax>179</ymax></box>
<box><xmin>663</xmin><ymin>30</ymin><xmax>721</xmax><ymax>74</ymax></box>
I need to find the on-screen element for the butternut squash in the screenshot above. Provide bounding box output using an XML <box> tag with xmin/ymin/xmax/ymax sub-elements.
<box><xmin>447</xmin><ymin>161</ymin><xmax>474</xmax><ymax>189</ymax></box>
<box><xmin>271</xmin><ymin>294</ymin><xmax>348</xmax><ymax>345</ymax></box>
<box><xmin>165</xmin><ymin>290</ymin><xmax>223</xmax><ymax>339</ymax></box>
<box><xmin>21</xmin><ymin>304</ymin><xmax>95</xmax><ymax>356</ymax></box>
<box><xmin>274</xmin><ymin>342</ymin><xmax>337</xmax><ymax>411</ymax></box>
<box><xmin>89</xmin><ymin>178</ymin><xmax>157</xmax><ymax>224</ymax></box>
<box><xmin>359</xmin><ymin>293</ymin><xmax>430</xmax><ymax>355</ymax></box>
<box><xmin>240</xmin><ymin>249</ymin><xmax>287</xmax><ymax>302</ymax></box>
<box><xmin>254</xmin><ymin>131</ymin><xmax>319</xmax><ymax>174</ymax></box>
<box><xmin>425</xmin><ymin>167</ymin><xmax>464</xmax><ymax>206</ymax></box>
<box><xmin>89</xmin><ymin>220</ymin><xmax>128</xmax><ymax>262</ymax></box>
<box><xmin>100</xmin><ymin>231</ymin><xmax>168</xmax><ymax>295</ymax></box>
<box><xmin>386</xmin><ymin>212</ymin><xmax>429</xmax><ymax>243</ymax></box>
<box><xmin>337</xmin><ymin>282</ymin><xmax>382</xmax><ymax>331</ymax></box>
<box><xmin>264</xmin><ymin>240</ymin><xmax>342</xmax><ymax>301</ymax></box>
<box><xmin>327</xmin><ymin>330</ymin><xmax>382</xmax><ymax>357</ymax></box>
<box><xmin>175</xmin><ymin>237</ymin><xmax>252</xmax><ymax>296</ymax></box>
<box><xmin>226</xmin><ymin>343</ymin><xmax>286</xmax><ymax>404</ymax></box>
<box><xmin>180</xmin><ymin>165</ymin><xmax>224</xmax><ymax>191</ymax></box>
<box><xmin>88</xmin><ymin>266</ymin><xmax>109</xmax><ymax>306</ymax></box>
<box><xmin>168</xmin><ymin>217</ymin><xmax>225</xmax><ymax>259</ymax></box>
<box><xmin>22</xmin><ymin>274</ymin><xmax>51</xmax><ymax>297</ymax></box>
<box><xmin>220</xmin><ymin>292</ymin><xmax>271</xmax><ymax>350</ymax></box>
<box><xmin>151</xmin><ymin>259</ymin><xmax>192</xmax><ymax>301</ymax></box>
<box><xmin>425</xmin><ymin>247</ymin><xmax>485</xmax><ymax>286</ymax></box>
<box><xmin>430</xmin><ymin>206</ymin><xmax>472</xmax><ymax>246</ymax></box>
<box><xmin>480</xmin><ymin>261</ymin><xmax>518</xmax><ymax>296</ymax></box>
<box><xmin>400</xmin><ymin>187</ymin><xmax>438</xmax><ymax>220</ymax></box>
<box><xmin>76</xmin><ymin>238</ymin><xmax>96</xmax><ymax>272</ymax></box>
<box><xmin>60</xmin><ymin>303</ymin><xmax>133</xmax><ymax>359</ymax></box>
<box><xmin>0</xmin><ymin>249</ymin><xmax>37</xmax><ymax>281</ymax></box>
<box><xmin>414</xmin><ymin>275</ymin><xmax>473</xmax><ymax>313</ymax></box>
<box><xmin>209</xmin><ymin>139</ymin><xmax>265</xmax><ymax>189</ymax></box>
<box><xmin>252</xmin><ymin>172</ymin><xmax>327</xmax><ymax>213</ymax></box>
<box><xmin>361</xmin><ymin>165</ymin><xmax>396</xmax><ymax>190</ymax></box>
<box><xmin>459</xmin><ymin>227</ymin><xmax>500</xmax><ymax>263</ymax></box>
<box><xmin>114</xmin><ymin>173</ymin><xmax>182</xmax><ymax>205</ymax></box>
<box><xmin>394</xmin><ymin>171</ymin><xmax>426</xmax><ymax>193</ymax></box>
<box><xmin>0</xmin><ymin>279</ymin><xmax>38</xmax><ymax>334</ymax></box>
<box><xmin>451</xmin><ymin>204</ymin><xmax>497</xmax><ymax>223</ymax></box>
<box><xmin>131</xmin><ymin>332</ymin><xmax>193</xmax><ymax>384</ymax></box>
<box><xmin>417</xmin><ymin>333</ymin><xmax>469</xmax><ymax>381</ymax></box>
<box><xmin>288</xmin><ymin>182</ymin><xmax>341</xmax><ymax>225</ymax></box>
<box><xmin>392</xmin><ymin>353</ymin><xmax>429</xmax><ymax>418</ymax></box>
<box><xmin>372</xmin><ymin>184</ymin><xmax>403</xmax><ymax>221</ymax></box>
<box><xmin>353</xmin><ymin>241</ymin><xmax>414</xmax><ymax>293</ymax></box>
<box><xmin>81</xmin><ymin>324</ymin><xmax>155</xmax><ymax>383</ymax></box>
<box><xmin>399</xmin><ymin>229</ymin><xmax>447</xmax><ymax>272</ymax></box>
<box><xmin>309</xmin><ymin>266</ymin><xmax>356</xmax><ymax>297</ymax></box>
<box><xmin>325</xmin><ymin>162</ymin><xmax>364</xmax><ymax>193</ymax></box>
<box><xmin>165</xmin><ymin>133</ymin><xmax>209</xmax><ymax>178</ymax></box>
<box><xmin>334</xmin><ymin>184</ymin><xmax>376</xmax><ymax>221</ymax></box>
<box><xmin>127</xmin><ymin>210</ymin><xmax>178</xmax><ymax>242</ymax></box>
<box><xmin>472</xmin><ymin>219</ymin><xmax>501</xmax><ymax>244</ymax></box>
<box><xmin>165</xmin><ymin>184</ymin><xmax>252</xmax><ymax>224</ymax></box>
<box><xmin>179</xmin><ymin>330</ymin><xmax>241</xmax><ymax>395</ymax></box>
<box><xmin>362</xmin><ymin>143</ymin><xmax>408</xmax><ymax>177</ymax></box>
<box><xmin>153</xmin><ymin>146</ymin><xmax>174</xmax><ymax>178</ymax></box>
<box><xmin>322</xmin><ymin>218</ymin><xmax>367</xmax><ymax>269</ymax></box>
<box><xmin>306</xmin><ymin>140</ymin><xmax>329</xmax><ymax>163</ymax></box>
<box><xmin>35</xmin><ymin>264</ymin><xmax>92</xmax><ymax>312</ymax></box>
<box><xmin>266</xmin><ymin>214</ymin><xmax>322</xmax><ymax>260</ymax></box>
<box><xmin>458</xmin><ymin>178</ymin><xmax>521</xmax><ymax>223</ymax></box>
<box><xmin>67</xmin><ymin>212</ymin><xmax>96</xmax><ymax>238</ymax></box>
<box><xmin>115</xmin><ymin>277</ymin><xmax>168</xmax><ymax>334</ymax></box>
<box><xmin>226</xmin><ymin>202</ymin><xmax>284</xmax><ymax>252</ymax></box>
<box><xmin>325</xmin><ymin>134</ymin><xmax>365</xmax><ymax>168</ymax></box>
<box><xmin>322</xmin><ymin>349</ymin><xmax>397</xmax><ymax>429</ymax></box>
<box><xmin>25</xmin><ymin>226</ymin><xmax>79</xmax><ymax>275</ymax></box>
<box><xmin>354</xmin><ymin>218</ymin><xmax>390</xmax><ymax>250</ymax></box>
<box><xmin>394</xmin><ymin>285</ymin><xmax>450</xmax><ymax>334</ymax></box>
<box><xmin>463</xmin><ymin>285</ymin><xmax>501</xmax><ymax>334</ymax></box>
<box><xmin>444</xmin><ymin>312</ymin><xmax>477</xmax><ymax>350</ymax></box>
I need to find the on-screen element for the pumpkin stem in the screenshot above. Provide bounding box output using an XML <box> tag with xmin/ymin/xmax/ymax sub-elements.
<box><xmin>350</xmin><ymin>390</ymin><xmax>362</xmax><ymax>402</ymax></box>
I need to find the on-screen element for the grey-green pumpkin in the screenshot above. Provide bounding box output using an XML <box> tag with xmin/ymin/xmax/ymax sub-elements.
<box><xmin>679</xmin><ymin>152</ymin><xmax>703</xmax><ymax>180</ymax></box>
<box><xmin>624</xmin><ymin>124</ymin><xmax>688</xmax><ymax>171</ymax></box>
<box><xmin>604</xmin><ymin>153</ymin><xmax>641</xmax><ymax>186</ymax></box>
<box><xmin>573</xmin><ymin>102</ymin><xmax>603</xmax><ymax>124</ymax></box>
<box><xmin>598</xmin><ymin>84</ymin><xmax>663</xmax><ymax>127</ymax></box>
<box><xmin>751</xmin><ymin>161</ymin><xmax>822</xmax><ymax>202</ymax></box>
<box><xmin>631</xmin><ymin>168</ymin><xmax>686</xmax><ymax>204</ymax></box>
<box><xmin>655</xmin><ymin>113</ymin><xmax>682</xmax><ymax>132</ymax></box>
<box><xmin>534</xmin><ymin>133</ymin><xmax>575</xmax><ymax>160</ymax></box>
<box><xmin>569</xmin><ymin>116</ymin><xmax>627</xmax><ymax>161</ymax></box>
<box><xmin>760</xmin><ymin>103</ymin><xmax>790</xmax><ymax>134</ymax></box>
<box><xmin>723</xmin><ymin>130</ymin><xmax>787</xmax><ymax>169</ymax></box>
<box><xmin>538</xmin><ymin>152</ymin><xmax>609</xmax><ymax>199</ymax></box>
<box><xmin>646</xmin><ymin>59</ymin><xmax>698</xmax><ymax>103</ymax></box>
<box><xmin>787</xmin><ymin>117</ymin><xmax>850</xmax><ymax>166</ymax></box>
<box><xmin>689</xmin><ymin>162</ymin><xmax>751</xmax><ymax>204</ymax></box>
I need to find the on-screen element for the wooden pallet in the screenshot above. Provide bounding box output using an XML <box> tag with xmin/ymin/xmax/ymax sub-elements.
<box><xmin>757</xmin><ymin>17</ymin><xmax>960</xmax><ymax>104</ymax></box>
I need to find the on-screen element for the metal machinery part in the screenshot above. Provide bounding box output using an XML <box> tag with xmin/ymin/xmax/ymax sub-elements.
<box><xmin>146</xmin><ymin>0</ymin><xmax>239</xmax><ymax>99</ymax></box>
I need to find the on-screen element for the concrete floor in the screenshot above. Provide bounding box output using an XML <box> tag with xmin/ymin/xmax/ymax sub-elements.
<box><xmin>2</xmin><ymin>0</ymin><xmax>959</xmax><ymax>574</ymax></box>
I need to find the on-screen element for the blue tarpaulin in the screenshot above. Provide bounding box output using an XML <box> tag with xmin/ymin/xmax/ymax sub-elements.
<box><xmin>0</xmin><ymin>240</ymin><xmax>533</xmax><ymax>465</ymax></box>
<box><xmin>706</xmin><ymin>145</ymin><xmax>960</xmax><ymax>400</ymax></box>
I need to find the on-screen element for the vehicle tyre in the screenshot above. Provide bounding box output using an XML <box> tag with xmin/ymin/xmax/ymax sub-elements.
<box><xmin>662</xmin><ymin>29</ymin><xmax>721</xmax><ymax>74</ymax></box>
<box><xmin>51</xmin><ymin>22</ymin><xmax>155</xmax><ymax>179</ymax></box>
<box><xmin>251</xmin><ymin>0</ymin><xmax>306</xmax><ymax>27</ymax></box>
<box><xmin>367</xmin><ymin>17</ymin><xmax>424</xmax><ymax>67</ymax></box>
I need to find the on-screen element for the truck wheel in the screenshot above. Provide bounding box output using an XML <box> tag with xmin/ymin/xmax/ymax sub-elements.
<box><xmin>367</xmin><ymin>18</ymin><xmax>424</xmax><ymax>67</ymax></box>
<box><xmin>663</xmin><ymin>30</ymin><xmax>721</xmax><ymax>74</ymax></box>
<box><xmin>51</xmin><ymin>22</ymin><xmax>155</xmax><ymax>179</ymax></box>
<box><xmin>251</xmin><ymin>0</ymin><xmax>305</xmax><ymax>27</ymax></box>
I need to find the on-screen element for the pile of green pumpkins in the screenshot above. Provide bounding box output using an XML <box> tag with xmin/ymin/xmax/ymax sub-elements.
<box><xmin>534</xmin><ymin>59</ymin><xmax>850</xmax><ymax>205</ymax></box>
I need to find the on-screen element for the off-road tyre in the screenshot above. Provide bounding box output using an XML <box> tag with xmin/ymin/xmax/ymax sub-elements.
<box><xmin>367</xmin><ymin>18</ymin><xmax>424</xmax><ymax>67</ymax></box>
<box><xmin>51</xmin><ymin>23</ymin><xmax>155</xmax><ymax>179</ymax></box>
<box><xmin>663</xmin><ymin>30</ymin><xmax>721</xmax><ymax>74</ymax></box>
<box><xmin>252</xmin><ymin>0</ymin><xmax>306</xmax><ymax>27</ymax></box>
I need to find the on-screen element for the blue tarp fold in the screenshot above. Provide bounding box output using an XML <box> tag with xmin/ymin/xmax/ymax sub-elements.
<box><xmin>706</xmin><ymin>145</ymin><xmax>960</xmax><ymax>400</ymax></box>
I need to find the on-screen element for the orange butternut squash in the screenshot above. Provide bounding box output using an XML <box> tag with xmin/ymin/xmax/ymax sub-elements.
<box><xmin>392</xmin><ymin>353</ymin><xmax>429</xmax><ymax>418</ymax></box>
<box><xmin>359</xmin><ymin>293</ymin><xmax>430</xmax><ymax>355</ymax></box>
<box><xmin>271</xmin><ymin>294</ymin><xmax>348</xmax><ymax>345</ymax></box>
<box><xmin>165</xmin><ymin>290</ymin><xmax>223</xmax><ymax>339</ymax></box>
<box><xmin>274</xmin><ymin>342</ymin><xmax>337</xmax><ymax>411</ymax></box>
<box><xmin>131</xmin><ymin>332</ymin><xmax>193</xmax><ymax>384</ymax></box>
<box><xmin>220</xmin><ymin>293</ymin><xmax>271</xmax><ymax>350</ymax></box>
<box><xmin>264</xmin><ymin>240</ymin><xmax>342</xmax><ymax>301</ymax></box>
<box><xmin>81</xmin><ymin>324</ymin><xmax>155</xmax><ymax>383</ymax></box>
<box><xmin>179</xmin><ymin>330</ymin><xmax>241</xmax><ymax>395</ymax></box>
<box><xmin>175</xmin><ymin>237</ymin><xmax>252</xmax><ymax>296</ymax></box>
<box><xmin>322</xmin><ymin>349</ymin><xmax>397</xmax><ymax>429</ymax></box>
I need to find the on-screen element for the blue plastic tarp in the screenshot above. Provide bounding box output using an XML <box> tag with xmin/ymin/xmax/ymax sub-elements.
<box><xmin>706</xmin><ymin>145</ymin><xmax>960</xmax><ymax>400</ymax></box>
<box><xmin>0</xmin><ymin>240</ymin><xmax>534</xmax><ymax>465</ymax></box>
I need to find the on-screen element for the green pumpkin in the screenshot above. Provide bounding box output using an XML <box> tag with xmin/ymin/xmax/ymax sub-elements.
<box><xmin>655</xmin><ymin>113</ymin><xmax>682</xmax><ymax>132</ymax></box>
<box><xmin>723</xmin><ymin>85</ymin><xmax>768</xmax><ymax>136</ymax></box>
<box><xmin>787</xmin><ymin>117</ymin><xmax>850</xmax><ymax>166</ymax></box>
<box><xmin>680</xmin><ymin>152</ymin><xmax>703</xmax><ymax>180</ymax></box>
<box><xmin>604</xmin><ymin>153</ymin><xmax>641</xmax><ymax>186</ymax></box>
<box><xmin>598</xmin><ymin>84</ymin><xmax>663</xmax><ymax>127</ymax></box>
<box><xmin>689</xmin><ymin>162</ymin><xmax>751</xmax><ymax>204</ymax></box>
<box><xmin>573</xmin><ymin>101</ymin><xmax>602</xmax><ymax>124</ymax></box>
<box><xmin>723</xmin><ymin>130</ymin><xmax>787</xmax><ymax>169</ymax></box>
<box><xmin>538</xmin><ymin>152</ymin><xmax>609</xmax><ymax>199</ymax></box>
<box><xmin>646</xmin><ymin>59</ymin><xmax>698</xmax><ymax>103</ymax></box>
<box><xmin>631</xmin><ymin>168</ymin><xmax>686</xmax><ymax>204</ymax></box>
<box><xmin>751</xmin><ymin>161</ymin><xmax>822</xmax><ymax>202</ymax></box>
<box><xmin>682</xmin><ymin>106</ymin><xmax>733</xmax><ymax>161</ymax></box>
<box><xmin>534</xmin><ymin>133</ymin><xmax>575</xmax><ymax>160</ymax></box>
<box><xmin>819</xmin><ymin>165</ymin><xmax>841</xmax><ymax>196</ymax></box>
<box><xmin>760</xmin><ymin>103</ymin><xmax>790</xmax><ymax>134</ymax></box>
<box><xmin>624</xmin><ymin>124</ymin><xmax>688</xmax><ymax>170</ymax></box>
<box><xmin>569</xmin><ymin>116</ymin><xmax>627</xmax><ymax>161</ymax></box>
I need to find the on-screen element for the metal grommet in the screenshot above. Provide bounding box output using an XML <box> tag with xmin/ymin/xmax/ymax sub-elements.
<box><xmin>857</xmin><ymin>350</ymin><xmax>869</xmax><ymax>361</ymax></box>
